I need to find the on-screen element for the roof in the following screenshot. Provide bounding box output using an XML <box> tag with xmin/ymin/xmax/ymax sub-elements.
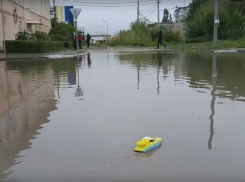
<box><xmin>174</xmin><ymin>6</ymin><xmax>190</xmax><ymax>12</ymax></box>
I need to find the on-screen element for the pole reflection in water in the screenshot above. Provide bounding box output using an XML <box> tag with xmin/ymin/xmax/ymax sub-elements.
<box><xmin>137</xmin><ymin>60</ymin><xmax>140</xmax><ymax>90</ymax></box>
<box><xmin>157</xmin><ymin>52</ymin><xmax>162</xmax><ymax>95</ymax></box>
<box><xmin>208</xmin><ymin>53</ymin><xmax>217</xmax><ymax>150</ymax></box>
<box><xmin>74</xmin><ymin>56</ymin><xmax>84</xmax><ymax>99</ymax></box>
<box><xmin>56</xmin><ymin>72</ymin><xmax>60</xmax><ymax>99</ymax></box>
<box><xmin>107</xmin><ymin>53</ymin><xmax>109</xmax><ymax>69</ymax></box>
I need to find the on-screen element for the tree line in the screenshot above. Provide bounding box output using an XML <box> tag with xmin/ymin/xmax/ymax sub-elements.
<box><xmin>185</xmin><ymin>0</ymin><xmax>245</xmax><ymax>42</ymax></box>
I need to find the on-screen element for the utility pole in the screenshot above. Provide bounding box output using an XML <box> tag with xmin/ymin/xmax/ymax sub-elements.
<box><xmin>137</xmin><ymin>1</ymin><xmax>139</xmax><ymax>21</ymax></box>
<box><xmin>157</xmin><ymin>0</ymin><xmax>160</xmax><ymax>28</ymax></box>
<box><xmin>53</xmin><ymin>0</ymin><xmax>56</xmax><ymax>19</ymax></box>
<box><xmin>70</xmin><ymin>8</ymin><xmax>82</xmax><ymax>53</ymax></box>
<box><xmin>213</xmin><ymin>0</ymin><xmax>219</xmax><ymax>44</ymax></box>
<box><xmin>102</xmin><ymin>20</ymin><xmax>108</xmax><ymax>40</ymax></box>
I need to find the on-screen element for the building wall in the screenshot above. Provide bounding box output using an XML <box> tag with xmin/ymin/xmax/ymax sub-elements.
<box><xmin>174</xmin><ymin>7</ymin><xmax>189</xmax><ymax>22</ymax></box>
<box><xmin>0</xmin><ymin>0</ymin><xmax>51</xmax><ymax>50</ymax></box>
<box><xmin>172</xmin><ymin>22</ymin><xmax>186</xmax><ymax>38</ymax></box>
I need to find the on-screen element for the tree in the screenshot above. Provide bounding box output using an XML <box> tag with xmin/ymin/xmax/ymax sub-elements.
<box><xmin>51</xmin><ymin>18</ymin><xmax>58</xmax><ymax>28</ymax></box>
<box><xmin>162</xmin><ymin>9</ymin><xmax>169</xmax><ymax>23</ymax></box>
<box><xmin>185</xmin><ymin>0</ymin><xmax>245</xmax><ymax>41</ymax></box>
<box><xmin>49</xmin><ymin>22</ymin><xmax>76</xmax><ymax>41</ymax></box>
<box><xmin>185</xmin><ymin>0</ymin><xmax>208</xmax><ymax>21</ymax></box>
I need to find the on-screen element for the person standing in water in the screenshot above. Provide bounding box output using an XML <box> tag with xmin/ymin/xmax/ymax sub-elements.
<box><xmin>86</xmin><ymin>33</ymin><xmax>91</xmax><ymax>48</ymax></box>
<box><xmin>157</xmin><ymin>30</ymin><xmax>166</xmax><ymax>49</ymax></box>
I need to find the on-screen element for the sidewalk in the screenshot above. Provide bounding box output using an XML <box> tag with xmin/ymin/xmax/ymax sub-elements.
<box><xmin>0</xmin><ymin>50</ymin><xmax>87</xmax><ymax>61</ymax></box>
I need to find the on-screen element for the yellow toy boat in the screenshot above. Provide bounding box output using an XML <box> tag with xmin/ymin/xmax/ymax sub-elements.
<box><xmin>134</xmin><ymin>136</ymin><xmax>162</xmax><ymax>153</ymax></box>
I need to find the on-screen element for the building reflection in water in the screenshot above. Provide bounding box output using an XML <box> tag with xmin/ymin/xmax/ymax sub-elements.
<box><xmin>0</xmin><ymin>60</ymin><xmax>57</xmax><ymax>180</ymax></box>
<box><xmin>208</xmin><ymin>53</ymin><xmax>217</xmax><ymax>150</ymax></box>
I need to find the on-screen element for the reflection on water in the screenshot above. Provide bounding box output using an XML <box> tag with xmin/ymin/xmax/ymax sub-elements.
<box><xmin>0</xmin><ymin>57</ymin><xmax>90</xmax><ymax>180</ymax></box>
<box><xmin>1</xmin><ymin>51</ymin><xmax>245</xmax><ymax>181</ymax></box>
<box><xmin>0</xmin><ymin>60</ymin><xmax>57</xmax><ymax>179</ymax></box>
<box><xmin>208</xmin><ymin>53</ymin><xmax>217</xmax><ymax>150</ymax></box>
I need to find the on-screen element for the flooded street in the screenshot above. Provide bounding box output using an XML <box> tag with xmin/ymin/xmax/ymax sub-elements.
<box><xmin>1</xmin><ymin>50</ymin><xmax>245</xmax><ymax>182</ymax></box>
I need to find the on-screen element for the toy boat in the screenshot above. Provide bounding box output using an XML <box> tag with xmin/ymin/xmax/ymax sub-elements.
<box><xmin>134</xmin><ymin>136</ymin><xmax>162</xmax><ymax>153</ymax></box>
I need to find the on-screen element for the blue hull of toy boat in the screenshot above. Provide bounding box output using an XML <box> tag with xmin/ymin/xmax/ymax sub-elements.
<box><xmin>143</xmin><ymin>141</ymin><xmax>161</xmax><ymax>153</ymax></box>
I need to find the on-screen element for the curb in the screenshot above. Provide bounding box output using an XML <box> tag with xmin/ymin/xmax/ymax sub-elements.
<box><xmin>0</xmin><ymin>53</ymin><xmax>87</xmax><ymax>61</ymax></box>
<box><xmin>214</xmin><ymin>50</ymin><xmax>245</xmax><ymax>53</ymax></box>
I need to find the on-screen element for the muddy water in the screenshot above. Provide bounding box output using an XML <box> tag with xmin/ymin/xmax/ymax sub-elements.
<box><xmin>0</xmin><ymin>51</ymin><xmax>245</xmax><ymax>182</ymax></box>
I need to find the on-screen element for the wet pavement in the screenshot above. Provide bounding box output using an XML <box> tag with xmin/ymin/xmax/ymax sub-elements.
<box><xmin>0</xmin><ymin>50</ymin><xmax>245</xmax><ymax>182</ymax></box>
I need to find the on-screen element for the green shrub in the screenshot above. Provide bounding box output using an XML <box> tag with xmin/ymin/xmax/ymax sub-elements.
<box><xmin>49</xmin><ymin>22</ymin><xmax>75</xmax><ymax>41</ymax></box>
<box><xmin>164</xmin><ymin>30</ymin><xmax>182</xmax><ymax>42</ymax></box>
<box><xmin>5</xmin><ymin>40</ymin><xmax>65</xmax><ymax>53</ymax></box>
<box><xmin>50</xmin><ymin>34</ymin><xmax>65</xmax><ymax>41</ymax></box>
<box><xmin>109</xmin><ymin>20</ymin><xmax>183</xmax><ymax>46</ymax></box>
<box><xmin>15</xmin><ymin>30</ymin><xmax>52</xmax><ymax>41</ymax></box>
<box><xmin>64</xmin><ymin>41</ymin><xmax>73</xmax><ymax>48</ymax></box>
<box><xmin>149</xmin><ymin>28</ymin><xmax>159</xmax><ymax>41</ymax></box>
<box><xmin>15</xmin><ymin>30</ymin><xmax>36</xmax><ymax>41</ymax></box>
<box><xmin>185</xmin><ymin>37</ymin><xmax>209</xmax><ymax>43</ymax></box>
<box><xmin>32</xmin><ymin>31</ymin><xmax>51</xmax><ymax>41</ymax></box>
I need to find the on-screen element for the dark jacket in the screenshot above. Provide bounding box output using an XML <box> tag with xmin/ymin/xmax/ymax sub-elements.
<box><xmin>87</xmin><ymin>34</ymin><xmax>91</xmax><ymax>41</ymax></box>
<box><xmin>158</xmin><ymin>31</ymin><xmax>162</xmax><ymax>41</ymax></box>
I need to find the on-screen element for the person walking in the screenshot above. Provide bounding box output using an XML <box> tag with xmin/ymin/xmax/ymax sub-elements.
<box><xmin>78</xmin><ymin>33</ymin><xmax>82</xmax><ymax>49</ymax></box>
<box><xmin>86</xmin><ymin>33</ymin><xmax>91</xmax><ymax>48</ymax></box>
<box><xmin>157</xmin><ymin>30</ymin><xmax>167</xmax><ymax>49</ymax></box>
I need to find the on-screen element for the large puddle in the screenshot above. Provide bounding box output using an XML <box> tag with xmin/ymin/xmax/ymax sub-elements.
<box><xmin>0</xmin><ymin>50</ymin><xmax>245</xmax><ymax>182</ymax></box>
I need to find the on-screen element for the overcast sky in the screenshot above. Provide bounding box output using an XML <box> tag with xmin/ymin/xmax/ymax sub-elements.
<box><xmin>54</xmin><ymin>0</ymin><xmax>192</xmax><ymax>35</ymax></box>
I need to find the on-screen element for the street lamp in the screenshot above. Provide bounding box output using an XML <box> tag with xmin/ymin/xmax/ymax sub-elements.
<box><xmin>99</xmin><ymin>24</ymin><xmax>104</xmax><ymax>43</ymax></box>
<box><xmin>102</xmin><ymin>20</ymin><xmax>108</xmax><ymax>40</ymax></box>
<box><xmin>97</xmin><ymin>26</ymin><xmax>101</xmax><ymax>35</ymax></box>
<box><xmin>99</xmin><ymin>24</ymin><xmax>103</xmax><ymax>35</ymax></box>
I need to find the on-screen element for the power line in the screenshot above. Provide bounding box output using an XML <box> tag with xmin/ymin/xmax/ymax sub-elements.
<box><xmin>140</xmin><ymin>5</ymin><xmax>157</xmax><ymax>16</ymax></box>
<box><xmin>140</xmin><ymin>4</ymin><xmax>157</xmax><ymax>12</ymax></box>
<box><xmin>55</xmin><ymin>1</ymin><xmax>156</xmax><ymax>7</ymax></box>
<box><xmin>56</xmin><ymin>0</ymin><xmax>154</xmax><ymax>4</ymax></box>
<box><xmin>56</xmin><ymin>0</ymin><xmax>155</xmax><ymax>7</ymax></box>
<box><xmin>160</xmin><ymin>0</ymin><xmax>171</xmax><ymax>9</ymax></box>
<box><xmin>140</xmin><ymin>5</ymin><xmax>157</xmax><ymax>18</ymax></box>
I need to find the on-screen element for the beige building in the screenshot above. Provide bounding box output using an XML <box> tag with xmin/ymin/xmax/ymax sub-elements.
<box><xmin>0</xmin><ymin>0</ymin><xmax>51</xmax><ymax>50</ymax></box>
<box><xmin>172</xmin><ymin>22</ymin><xmax>186</xmax><ymax>38</ymax></box>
